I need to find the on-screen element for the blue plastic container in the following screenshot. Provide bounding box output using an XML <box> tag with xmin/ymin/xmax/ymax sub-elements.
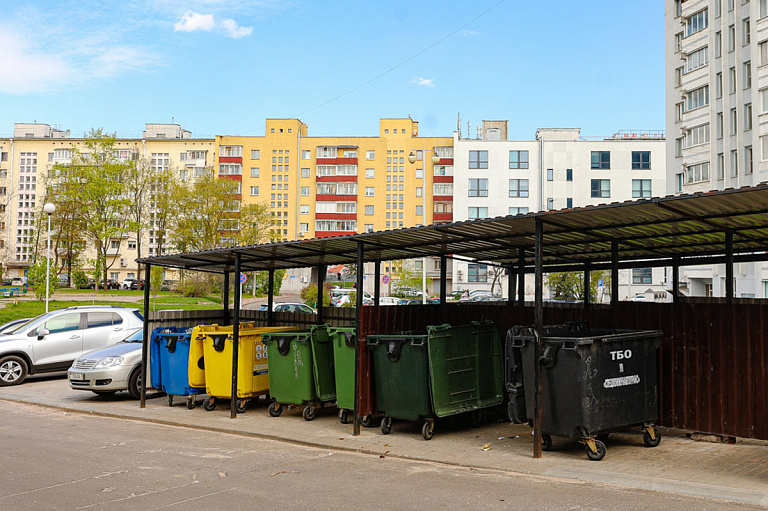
<box><xmin>150</xmin><ymin>326</ymin><xmax>203</xmax><ymax>408</ymax></box>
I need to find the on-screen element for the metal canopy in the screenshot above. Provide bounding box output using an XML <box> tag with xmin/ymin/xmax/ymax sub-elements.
<box><xmin>138</xmin><ymin>185</ymin><xmax>768</xmax><ymax>273</ymax></box>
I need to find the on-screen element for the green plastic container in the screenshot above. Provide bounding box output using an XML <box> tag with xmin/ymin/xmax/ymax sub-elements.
<box><xmin>367</xmin><ymin>321</ymin><xmax>503</xmax><ymax>440</ymax></box>
<box><xmin>262</xmin><ymin>324</ymin><xmax>336</xmax><ymax>421</ymax></box>
<box><xmin>329</xmin><ymin>327</ymin><xmax>357</xmax><ymax>424</ymax></box>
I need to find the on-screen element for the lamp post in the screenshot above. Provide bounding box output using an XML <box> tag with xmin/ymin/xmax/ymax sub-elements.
<box><xmin>43</xmin><ymin>203</ymin><xmax>56</xmax><ymax>313</ymax></box>
<box><xmin>408</xmin><ymin>149</ymin><xmax>441</xmax><ymax>304</ymax></box>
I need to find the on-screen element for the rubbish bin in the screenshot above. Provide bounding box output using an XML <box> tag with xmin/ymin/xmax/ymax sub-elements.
<box><xmin>367</xmin><ymin>321</ymin><xmax>504</xmax><ymax>440</ymax></box>
<box><xmin>150</xmin><ymin>326</ymin><xmax>202</xmax><ymax>409</ymax></box>
<box><xmin>328</xmin><ymin>327</ymin><xmax>375</xmax><ymax>426</ymax></box>
<box><xmin>506</xmin><ymin>322</ymin><xmax>663</xmax><ymax>460</ymax></box>
<box><xmin>196</xmin><ymin>324</ymin><xmax>297</xmax><ymax>413</ymax></box>
<box><xmin>262</xmin><ymin>324</ymin><xmax>336</xmax><ymax>421</ymax></box>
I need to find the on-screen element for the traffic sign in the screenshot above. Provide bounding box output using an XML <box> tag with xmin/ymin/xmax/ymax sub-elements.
<box><xmin>240</xmin><ymin>273</ymin><xmax>247</xmax><ymax>284</ymax></box>
<box><xmin>598</xmin><ymin>279</ymin><xmax>603</xmax><ymax>287</ymax></box>
<box><xmin>382</xmin><ymin>275</ymin><xmax>390</xmax><ymax>284</ymax></box>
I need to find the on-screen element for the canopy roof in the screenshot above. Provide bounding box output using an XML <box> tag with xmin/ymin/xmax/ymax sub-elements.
<box><xmin>138</xmin><ymin>185</ymin><xmax>768</xmax><ymax>274</ymax></box>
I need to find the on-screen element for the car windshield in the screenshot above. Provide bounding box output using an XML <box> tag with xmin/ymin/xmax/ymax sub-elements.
<box><xmin>119</xmin><ymin>330</ymin><xmax>143</xmax><ymax>343</ymax></box>
<box><xmin>5</xmin><ymin>312</ymin><xmax>57</xmax><ymax>335</ymax></box>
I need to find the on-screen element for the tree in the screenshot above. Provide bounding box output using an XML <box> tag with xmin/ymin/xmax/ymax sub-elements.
<box><xmin>391</xmin><ymin>260</ymin><xmax>422</xmax><ymax>296</ymax></box>
<box><xmin>27</xmin><ymin>259</ymin><xmax>58</xmax><ymax>301</ymax></box>
<box><xmin>150</xmin><ymin>166</ymin><xmax>180</xmax><ymax>257</ymax></box>
<box><xmin>488</xmin><ymin>266</ymin><xmax>505</xmax><ymax>295</ymax></box>
<box><xmin>301</xmin><ymin>282</ymin><xmax>332</xmax><ymax>308</ymax></box>
<box><xmin>252</xmin><ymin>270</ymin><xmax>286</xmax><ymax>296</ymax></box>
<box><xmin>44</xmin><ymin>160</ymin><xmax>88</xmax><ymax>283</ymax></box>
<box><xmin>124</xmin><ymin>156</ymin><xmax>153</xmax><ymax>274</ymax></box>
<box><xmin>546</xmin><ymin>270</ymin><xmax>606</xmax><ymax>301</ymax></box>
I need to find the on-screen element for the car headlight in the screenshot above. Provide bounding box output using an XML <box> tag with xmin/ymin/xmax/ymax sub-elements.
<box><xmin>94</xmin><ymin>356</ymin><xmax>125</xmax><ymax>368</ymax></box>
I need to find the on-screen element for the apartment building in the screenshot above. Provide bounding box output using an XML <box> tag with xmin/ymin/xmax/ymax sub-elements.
<box><xmin>666</xmin><ymin>0</ymin><xmax>768</xmax><ymax>297</ymax></box>
<box><xmin>452</xmin><ymin>121</ymin><xmax>667</xmax><ymax>301</ymax></box>
<box><xmin>0</xmin><ymin>123</ymin><xmax>214</xmax><ymax>281</ymax></box>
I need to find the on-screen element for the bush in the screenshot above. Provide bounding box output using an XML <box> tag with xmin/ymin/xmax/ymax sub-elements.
<box><xmin>178</xmin><ymin>273</ymin><xmax>220</xmax><ymax>297</ymax></box>
<box><xmin>301</xmin><ymin>282</ymin><xmax>332</xmax><ymax>308</ymax></box>
<box><xmin>72</xmin><ymin>270</ymin><xmax>88</xmax><ymax>289</ymax></box>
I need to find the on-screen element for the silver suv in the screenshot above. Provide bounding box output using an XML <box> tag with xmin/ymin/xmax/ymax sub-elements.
<box><xmin>0</xmin><ymin>306</ymin><xmax>144</xmax><ymax>386</ymax></box>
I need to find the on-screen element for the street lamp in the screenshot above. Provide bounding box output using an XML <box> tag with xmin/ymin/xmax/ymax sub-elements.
<box><xmin>408</xmin><ymin>149</ymin><xmax>441</xmax><ymax>303</ymax></box>
<box><xmin>43</xmin><ymin>203</ymin><xmax>56</xmax><ymax>313</ymax></box>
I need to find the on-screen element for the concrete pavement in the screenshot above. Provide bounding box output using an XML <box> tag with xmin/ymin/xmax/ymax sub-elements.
<box><xmin>2</xmin><ymin>375</ymin><xmax>767</xmax><ymax>508</ymax></box>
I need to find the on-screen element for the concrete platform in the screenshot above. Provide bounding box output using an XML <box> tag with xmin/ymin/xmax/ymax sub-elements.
<box><xmin>3</xmin><ymin>374</ymin><xmax>768</xmax><ymax>508</ymax></box>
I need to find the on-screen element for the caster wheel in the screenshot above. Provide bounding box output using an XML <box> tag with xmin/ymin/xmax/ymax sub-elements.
<box><xmin>186</xmin><ymin>397</ymin><xmax>196</xmax><ymax>410</ymax></box>
<box><xmin>236</xmin><ymin>399</ymin><xmax>248</xmax><ymax>414</ymax></box>
<box><xmin>203</xmin><ymin>397</ymin><xmax>217</xmax><ymax>411</ymax></box>
<box><xmin>541</xmin><ymin>433</ymin><xmax>553</xmax><ymax>451</ymax></box>
<box><xmin>643</xmin><ymin>429</ymin><xmax>661</xmax><ymax>447</ymax></box>
<box><xmin>339</xmin><ymin>409</ymin><xmax>349</xmax><ymax>424</ymax></box>
<box><xmin>422</xmin><ymin>421</ymin><xmax>434</xmax><ymax>441</ymax></box>
<box><xmin>303</xmin><ymin>405</ymin><xmax>316</xmax><ymax>421</ymax></box>
<box><xmin>585</xmin><ymin>439</ymin><xmax>607</xmax><ymax>461</ymax></box>
<box><xmin>361</xmin><ymin>414</ymin><xmax>374</xmax><ymax>428</ymax></box>
<box><xmin>268</xmin><ymin>402</ymin><xmax>283</xmax><ymax>417</ymax></box>
<box><xmin>380</xmin><ymin>417</ymin><xmax>392</xmax><ymax>435</ymax></box>
<box><xmin>168</xmin><ymin>394</ymin><xmax>174</xmax><ymax>407</ymax></box>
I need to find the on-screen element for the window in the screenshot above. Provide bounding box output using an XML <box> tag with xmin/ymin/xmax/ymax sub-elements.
<box><xmin>219</xmin><ymin>146</ymin><xmax>242</xmax><ymax>157</ymax></box>
<box><xmin>509</xmin><ymin>207</ymin><xmax>529</xmax><ymax>215</ymax></box>
<box><xmin>763</xmin><ymin>137</ymin><xmax>768</xmax><ymax>161</ymax></box>
<box><xmin>762</xmin><ymin>0</ymin><xmax>768</xmax><ymax>18</ymax></box>
<box><xmin>744</xmin><ymin>18</ymin><xmax>751</xmax><ymax>45</ymax></box>
<box><xmin>127</xmin><ymin>241</ymin><xmax>136</xmax><ymax>250</ymax></box>
<box><xmin>745</xmin><ymin>103</ymin><xmax>753</xmax><ymax>130</ymax></box>
<box><xmin>468</xmin><ymin>178</ymin><xmax>488</xmax><ymax>197</ymax></box>
<box><xmin>546</xmin><ymin>168</ymin><xmax>553</xmax><ymax>181</ymax></box>
<box><xmin>718</xmin><ymin>153</ymin><xmax>725</xmax><ymax>179</ymax></box>
<box><xmin>250</xmin><ymin>186</ymin><xmax>259</xmax><ymax>196</ymax></box>
<box><xmin>717</xmin><ymin>112</ymin><xmax>723</xmax><ymax>138</ymax></box>
<box><xmin>729</xmin><ymin>24</ymin><xmax>735</xmax><ymax>52</ymax></box>
<box><xmin>316</xmin><ymin>146</ymin><xmax>337</xmax><ymax>158</ymax></box>
<box><xmin>591</xmin><ymin>179</ymin><xmax>610</xmax><ymax>198</ymax></box>
<box><xmin>365</xmin><ymin>224</ymin><xmax>374</xmax><ymax>233</ymax></box>
<box><xmin>631</xmin><ymin>151</ymin><xmax>651</xmax><ymax>169</ymax></box>
<box><xmin>300</xmin><ymin>186</ymin><xmax>310</xmax><ymax>196</ymax></box>
<box><xmin>675</xmin><ymin>0</ymin><xmax>682</xmax><ymax>16</ymax></box>
<box><xmin>251</xmin><ymin>149</ymin><xmax>260</xmax><ymax>159</ymax></box>
<box><xmin>468</xmin><ymin>207</ymin><xmax>488</xmax><ymax>220</ymax></box>
<box><xmin>684</xmin><ymin>124</ymin><xmax>710</xmax><ymax>148</ymax></box>
<box><xmin>365</xmin><ymin>205</ymin><xmax>374</xmax><ymax>215</ymax></box>
<box><xmin>249</xmin><ymin>167</ymin><xmax>260</xmax><ymax>178</ymax></box>
<box><xmin>590</xmin><ymin>151</ymin><xmax>610</xmax><ymax>169</ymax></box>
<box><xmin>685</xmin><ymin>46</ymin><xmax>709</xmax><ymax>73</ymax></box>
<box><xmin>509</xmin><ymin>150</ymin><xmax>529</xmax><ymax>169</ymax></box>
<box><xmin>746</xmin><ymin>146</ymin><xmax>753</xmax><ymax>174</ymax></box>
<box><xmin>366</xmin><ymin>150</ymin><xmax>375</xmax><ymax>160</ymax></box>
<box><xmin>364</xmin><ymin>168</ymin><xmax>375</xmax><ymax>179</ymax></box>
<box><xmin>685</xmin><ymin>85</ymin><xmax>709</xmax><ymax>111</ymax></box>
<box><xmin>744</xmin><ymin>61</ymin><xmax>752</xmax><ymax>89</ymax></box>
<box><xmin>675</xmin><ymin>32</ymin><xmax>683</xmax><ymax>52</ymax></box>
<box><xmin>468</xmin><ymin>150</ymin><xmax>488</xmax><ymax>169</ymax></box>
<box><xmin>761</xmin><ymin>41</ymin><xmax>768</xmax><ymax>66</ymax></box>
<box><xmin>365</xmin><ymin>187</ymin><xmax>374</xmax><ymax>197</ymax></box>
<box><xmin>730</xmin><ymin>108</ymin><xmax>737</xmax><ymax>134</ymax></box>
<box><xmin>39</xmin><ymin>313</ymin><xmax>81</xmax><ymax>335</ymax></box>
<box><xmin>730</xmin><ymin>67</ymin><xmax>736</xmax><ymax>93</ymax></box>
<box><xmin>632</xmin><ymin>268</ymin><xmax>652</xmax><ymax>285</ymax></box>
<box><xmin>731</xmin><ymin>150</ymin><xmax>739</xmax><ymax>176</ymax></box>
<box><xmin>685</xmin><ymin>9</ymin><xmax>709</xmax><ymax>37</ymax></box>
<box><xmin>716</xmin><ymin>31</ymin><xmax>722</xmax><ymax>57</ymax></box>
<box><xmin>566</xmin><ymin>169</ymin><xmax>573</xmax><ymax>181</ymax></box>
<box><xmin>468</xmin><ymin>264</ymin><xmax>487</xmax><ymax>283</ymax></box>
<box><xmin>632</xmin><ymin>179</ymin><xmax>652</xmax><ymax>198</ymax></box>
<box><xmin>508</xmin><ymin>179</ymin><xmax>530</xmax><ymax>197</ymax></box>
<box><xmin>416</xmin><ymin>187</ymin><xmax>423</xmax><ymax>198</ymax></box>
<box><xmin>566</xmin><ymin>198</ymin><xmax>573</xmax><ymax>209</ymax></box>
<box><xmin>218</xmin><ymin>163</ymin><xmax>242</xmax><ymax>175</ymax></box>
<box><xmin>547</xmin><ymin>198</ymin><xmax>554</xmax><ymax>210</ymax></box>
<box><xmin>300</xmin><ymin>205</ymin><xmax>309</xmax><ymax>214</ymax></box>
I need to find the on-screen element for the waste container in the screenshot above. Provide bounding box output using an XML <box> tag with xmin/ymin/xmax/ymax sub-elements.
<box><xmin>262</xmin><ymin>324</ymin><xmax>336</xmax><ymax>421</ymax></box>
<box><xmin>196</xmin><ymin>324</ymin><xmax>297</xmax><ymax>413</ymax></box>
<box><xmin>150</xmin><ymin>326</ymin><xmax>202</xmax><ymax>409</ymax></box>
<box><xmin>367</xmin><ymin>321</ymin><xmax>504</xmax><ymax>440</ymax></box>
<box><xmin>506</xmin><ymin>322</ymin><xmax>663</xmax><ymax>460</ymax></box>
<box><xmin>328</xmin><ymin>327</ymin><xmax>375</xmax><ymax>426</ymax></box>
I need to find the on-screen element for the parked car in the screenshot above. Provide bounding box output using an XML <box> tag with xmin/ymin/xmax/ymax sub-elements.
<box><xmin>57</xmin><ymin>274</ymin><xmax>70</xmax><ymax>288</ymax></box>
<box><xmin>257</xmin><ymin>302</ymin><xmax>316</xmax><ymax>313</ymax></box>
<box><xmin>105</xmin><ymin>279</ymin><xmax>121</xmax><ymax>290</ymax></box>
<box><xmin>2</xmin><ymin>278</ymin><xmax>12</xmax><ymax>286</ymax></box>
<box><xmin>0</xmin><ymin>305</ymin><xmax>144</xmax><ymax>386</ymax></box>
<box><xmin>329</xmin><ymin>287</ymin><xmax>373</xmax><ymax>307</ymax></box>
<box><xmin>378</xmin><ymin>296</ymin><xmax>401</xmax><ymax>306</ymax></box>
<box><xmin>68</xmin><ymin>329</ymin><xmax>146</xmax><ymax>398</ymax></box>
<box><xmin>79</xmin><ymin>278</ymin><xmax>95</xmax><ymax>289</ymax></box>
<box><xmin>121</xmin><ymin>278</ymin><xmax>137</xmax><ymax>290</ymax></box>
<box><xmin>0</xmin><ymin>318</ymin><xmax>30</xmax><ymax>334</ymax></box>
<box><xmin>10</xmin><ymin>277</ymin><xmax>26</xmax><ymax>286</ymax></box>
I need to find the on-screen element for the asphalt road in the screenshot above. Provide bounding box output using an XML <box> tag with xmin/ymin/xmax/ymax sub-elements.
<box><xmin>0</xmin><ymin>401</ymin><xmax>759</xmax><ymax>511</ymax></box>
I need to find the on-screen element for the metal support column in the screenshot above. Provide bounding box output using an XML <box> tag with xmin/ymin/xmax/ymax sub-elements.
<box><xmin>611</xmin><ymin>241</ymin><xmax>619</xmax><ymax>305</ymax></box>
<box><xmin>222</xmin><ymin>272</ymin><xmax>230</xmax><ymax>326</ymax></box>
<box><xmin>374</xmin><ymin>261</ymin><xmax>381</xmax><ymax>306</ymax></box>
<box><xmin>267</xmin><ymin>269</ymin><xmax>275</xmax><ymax>326</ymax></box>
<box><xmin>583</xmin><ymin>262</ymin><xmax>591</xmax><ymax>308</ymax></box>
<box><xmin>317</xmin><ymin>264</ymin><xmax>325</xmax><ymax>325</ymax></box>
<box><xmin>353</xmin><ymin>241</ymin><xmax>364</xmax><ymax>436</ymax></box>
<box><xmin>230</xmin><ymin>253</ymin><xmax>242</xmax><ymax>419</ymax></box>
<box><xmin>725</xmin><ymin>231</ymin><xmax>734</xmax><ymax>304</ymax></box>
<box><xmin>439</xmin><ymin>255</ymin><xmax>447</xmax><ymax>305</ymax></box>
<box><xmin>517</xmin><ymin>249</ymin><xmax>526</xmax><ymax>305</ymax></box>
<box><xmin>533</xmin><ymin>218</ymin><xmax>544</xmax><ymax>459</ymax></box>
<box><xmin>140</xmin><ymin>263</ymin><xmax>151</xmax><ymax>409</ymax></box>
<box><xmin>672</xmin><ymin>257</ymin><xmax>680</xmax><ymax>304</ymax></box>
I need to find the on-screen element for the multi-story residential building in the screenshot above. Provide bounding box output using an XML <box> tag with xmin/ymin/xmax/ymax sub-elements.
<box><xmin>666</xmin><ymin>0</ymin><xmax>768</xmax><ymax>297</ymax></box>
<box><xmin>453</xmin><ymin>121</ymin><xmax>667</xmax><ymax>301</ymax></box>
<box><xmin>0</xmin><ymin>123</ymin><xmax>214</xmax><ymax>281</ymax></box>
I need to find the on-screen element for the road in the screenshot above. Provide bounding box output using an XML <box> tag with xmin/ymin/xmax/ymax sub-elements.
<box><xmin>0</xmin><ymin>401</ymin><xmax>758</xmax><ymax>511</ymax></box>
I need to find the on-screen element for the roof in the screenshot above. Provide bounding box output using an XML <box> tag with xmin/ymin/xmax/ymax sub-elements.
<box><xmin>138</xmin><ymin>185</ymin><xmax>768</xmax><ymax>274</ymax></box>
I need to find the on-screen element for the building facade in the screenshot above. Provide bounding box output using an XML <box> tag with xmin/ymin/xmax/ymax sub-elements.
<box><xmin>452</xmin><ymin>121</ymin><xmax>667</xmax><ymax>301</ymax></box>
<box><xmin>666</xmin><ymin>0</ymin><xmax>768</xmax><ymax>297</ymax></box>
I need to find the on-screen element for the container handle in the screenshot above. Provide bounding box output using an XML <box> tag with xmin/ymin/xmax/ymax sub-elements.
<box><xmin>276</xmin><ymin>337</ymin><xmax>292</xmax><ymax>356</ymax></box>
<box><xmin>162</xmin><ymin>334</ymin><xmax>179</xmax><ymax>353</ymax></box>
<box><xmin>210</xmin><ymin>334</ymin><xmax>229</xmax><ymax>353</ymax></box>
<box><xmin>343</xmin><ymin>331</ymin><xmax>356</xmax><ymax>347</ymax></box>
<box><xmin>386</xmin><ymin>339</ymin><xmax>408</xmax><ymax>362</ymax></box>
<box><xmin>539</xmin><ymin>344</ymin><xmax>560</xmax><ymax>368</ymax></box>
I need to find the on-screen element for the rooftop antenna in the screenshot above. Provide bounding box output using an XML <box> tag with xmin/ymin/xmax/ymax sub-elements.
<box><xmin>171</xmin><ymin>116</ymin><xmax>175</xmax><ymax>125</ymax></box>
<box><xmin>476</xmin><ymin>124</ymin><xmax>481</xmax><ymax>140</ymax></box>
<box><xmin>457</xmin><ymin>112</ymin><xmax>461</xmax><ymax>139</ymax></box>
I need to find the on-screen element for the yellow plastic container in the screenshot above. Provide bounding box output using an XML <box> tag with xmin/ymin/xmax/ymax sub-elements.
<box><xmin>196</xmin><ymin>324</ymin><xmax>297</xmax><ymax>407</ymax></box>
<box><xmin>188</xmin><ymin>322</ymin><xmax>256</xmax><ymax>389</ymax></box>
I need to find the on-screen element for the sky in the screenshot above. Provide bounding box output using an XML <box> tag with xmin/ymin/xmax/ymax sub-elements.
<box><xmin>0</xmin><ymin>1</ymin><xmax>665</xmax><ymax>140</ymax></box>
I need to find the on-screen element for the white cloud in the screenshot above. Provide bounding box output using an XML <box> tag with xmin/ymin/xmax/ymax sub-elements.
<box><xmin>462</xmin><ymin>30</ymin><xmax>479</xmax><ymax>36</ymax></box>
<box><xmin>412</xmin><ymin>77</ymin><xmax>435</xmax><ymax>88</ymax></box>
<box><xmin>0</xmin><ymin>32</ymin><xmax>72</xmax><ymax>94</ymax></box>
<box><xmin>174</xmin><ymin>10</ymin><xmax>215</xmax><ymax>32</ymax></box>
<box><xmin>221</xmin><ymin>18</ymin><xmax>253</xmax><ymax>38</ymax></box>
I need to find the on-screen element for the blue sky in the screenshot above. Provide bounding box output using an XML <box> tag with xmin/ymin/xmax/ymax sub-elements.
<box><xmin>0</xmin><ymin>1</ymin><xmax>665</xmax><ymax>140</ymax></box>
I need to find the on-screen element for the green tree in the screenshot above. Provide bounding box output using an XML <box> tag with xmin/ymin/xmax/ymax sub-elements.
<box><xmin>150</xmin><ymin>265</ymin><xmax>164</xmax><ymax>311</ymax></box>
<box><xmin>251</xmin><ymin>270</ymin><xmax>286</xmax><ymax>297</ymax></box>
<box><xmin>301</xmin><ymin>282</ymin><xmax>332</xmax><ymax>308</ymax></box>
<box><xmin>27</xmin><ymin>259</ymin><xmax>58</xmax><ymax>301</ymax></box>
<box><xmin>546</xmin><ymin>270</ymin><xmax>606</xmax><ymax>301</ymax></box>
<box><xmin>391</xmin><ymin>260</ymin><xmax>422</xmax><ymax>297</ymax></box>
<box><xmin>124</xmin><ymin>156</ymin><xmax>153</xmax><ymax>274</ymax></box>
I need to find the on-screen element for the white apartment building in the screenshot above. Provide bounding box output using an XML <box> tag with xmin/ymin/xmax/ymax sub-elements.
<box><xmin>452</xmin><ymin>121</ymin><xmax>667</xmax><ymax>301</ymax></box>
<box><xmin>666</xmin><ymin>0</ymin><xmax>768</xmax><ymax>297</ymax></box>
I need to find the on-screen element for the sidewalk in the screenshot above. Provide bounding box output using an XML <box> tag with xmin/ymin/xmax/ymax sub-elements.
<box><xmin>2</xmin><ymin>377</ymin><xmax>767</xmax><ymax>507</ymax></box>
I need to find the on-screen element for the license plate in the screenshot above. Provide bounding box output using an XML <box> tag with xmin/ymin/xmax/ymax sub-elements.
<box><xmin>70</xmin><ymin>372</ymin><xmax>84</xmax><ymax>381</ymax></box>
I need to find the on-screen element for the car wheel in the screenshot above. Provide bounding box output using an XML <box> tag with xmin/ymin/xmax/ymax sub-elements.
<box><xmin>0</xmin><ymin>355</ymin><xmax>28</xmax><ymax>386</ymax></box>
<box><xmin>127</xmin><ymin>367</ymin><xmax>142</xmax><ymax>399</ymax></box>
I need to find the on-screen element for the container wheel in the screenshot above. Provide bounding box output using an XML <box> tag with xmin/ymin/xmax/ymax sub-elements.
<box><xmin>186</xmin><ymin>397</ymin><xmax>196</xmax><ymax>410</ymax></box>
<box><xmin>422</xmin><ymin>421</ymin><xmax>434</xmax><ymax>441</ymax></box>
<box><xmin>268</xmin><ymin>402</ymin><xmax>283</xmax><ymax>417</ymax></box>
<box><xmin>380</xmin><ymin>417</ymin><xmax>392</xmax><ymax>435</ymax></box>
<box><xmin>303</xmin><ymin>405</ymin><xmax>316</xmax><ymax>421</ymax></box>
<box><xmin>541</xmin><ymin>433</ymin><xmax>553</xmax><ymax>451</ymax></box>
<box><xmin>643</xmin><ymin>428</ymin><xmax>661</xmax><ymax>447</ymax></box>
<box><xmin>236</xmin><ymin>399</ymin><xmax>248</xmax><ymax>414</ymax></box>
<box><xmin>203</xmin><ymin>396</ymin><xmax>217</xmax><ymax>411</ymax></box>
<box><xmin>338</xmin><ymin>409</ymin><xmax>349</xmax><ymax>424</ymax></box>
<box><xmin>585</xmin><ymin>439</ymin><xmax>607</xmax><ymax>461</ymax></box>
<box><xmin>168</xmin><ymin>394</ymin><xmax>174</xmax><ymax>407</ymax></box>
<box><xmin>361</xmin><ymin>414</ymin><xmax>374</xmax><ymax>428</ymax></box>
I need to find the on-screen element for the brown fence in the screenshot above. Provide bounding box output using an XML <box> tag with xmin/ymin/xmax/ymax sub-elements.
<box><xmin>147</xmin><ymin>307</ymin><xmax>357</xmax><ymax>329</ymax></box>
